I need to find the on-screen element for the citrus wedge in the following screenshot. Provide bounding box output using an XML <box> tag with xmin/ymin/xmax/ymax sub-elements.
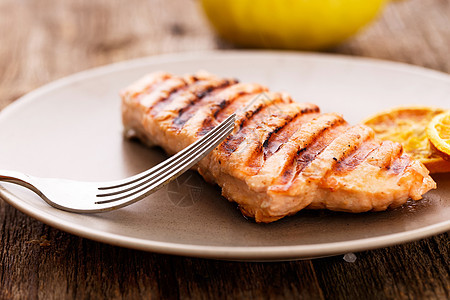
<box><xmin>427</xmin><ymin>110</ymin><xmax>450</xmax><ymax>162</ymax></box>
<box><xmin>363</xmin><ymin>106</ymin><xmax>450</xmax><ymax>173</ymax></box>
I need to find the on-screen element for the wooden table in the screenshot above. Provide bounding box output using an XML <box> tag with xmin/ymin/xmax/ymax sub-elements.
<box><xmin>0</xmin><ymin>0</ymin><xmax>449</xmax><ymax>298</ymax></box>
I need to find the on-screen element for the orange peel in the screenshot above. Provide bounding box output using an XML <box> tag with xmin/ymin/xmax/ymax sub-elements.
<box><xmin>426</xmin><ymin>110</ymin><xmax>450</xmax><ymax>162</ymax></box>
<box><xmin>363</xmin><ymin>106</ymin><xmax>450</xmax><ymax>173</ymax></box>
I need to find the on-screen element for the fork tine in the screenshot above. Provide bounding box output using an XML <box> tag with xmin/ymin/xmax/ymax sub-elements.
<box><xmin>95</xmin><ymin>119</ymin><xmax>234</xmax><ymax>205</ymax></box>
<box><xmin>97</xmin><ymin>113</ymin><xmax>235</xmax><ymax>197</ymax></box>
<box><xmin>95</xmin><ymin>114</ymin><xmax>235</xmax><ymax>204</ymax></box>
<box><xmin>98</xmin><ymin>113</ymin><xmax>236</xmax><ymax>191</ymax></box>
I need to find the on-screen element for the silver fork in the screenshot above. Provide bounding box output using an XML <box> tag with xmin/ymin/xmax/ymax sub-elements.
<box><xmin>0</xmin><ymin>113</ymin><xmax>235</xmax><ymax>213</ymax></box>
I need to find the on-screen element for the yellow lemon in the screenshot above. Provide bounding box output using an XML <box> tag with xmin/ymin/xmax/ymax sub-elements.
<box><xmin>201</xmin><ymin>0</ymin><xmax>389</xmax><ymax>50</ymax></box>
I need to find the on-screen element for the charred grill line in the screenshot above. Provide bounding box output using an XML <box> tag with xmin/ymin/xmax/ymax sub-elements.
<box><xmin>261</xmin><ymin>137</ymin><xmax>271</xmax><ymax>149</ymax></box>
<box><xmin>301</xmin><ymin>107</ymin><xmax>320</xmax><ymax>114</ymax></box>
<box><xmin>291</xmin><ymin>119</ymin><xmax>347</xmax><ymax>179</ymax></box>
<box><xmin>297</xmin><ymin>147</ymin><xmax>307</xmax><ymax>155</ymax></box>
<box><xmin>239</xmin><ymin>108</ymin><xmax>300</xmax><ymax>167</ymax></box>
<box><xmin>263</xmin><ymin>107</ymin><xmax>321</xmax><ymax>159</ymax></box>
<box><xmin>258</xmin><ymin>114</ymin><xmax>339</xmax><ymax>186</ymax></box>
<box><xmin>127</xmin><ymin>73</ymin><xmax>173</xmax><ymax>102</ymax></box>
<box><xmin>197</xmin><ymin>90</ymin><xmax>262</xmax><ymax>137</ymax></box>
<box><xmin>262</xmin><ymin>106</ymin><xmax>321</xmax><ymax>159</ymax></box>
<box><xmin>211</xmin><ymin>90</ymin><xmax>253</xmax><ymax>119</ymax></box>
<box><xmin>195</xmin><ymin>81</ymin><xmax>225</xmax><ymax>99</ymax></box>
<box><xmin>197</xmin><ymin>118</ymin><xmax>216</xmax><ymax>137</ymax></box>
<box><xmin>237</xmin><ymin>102</ymin><xmax>265</xmax><ymax>129</ymax></box>
<box><xmin>171</xmin><ymin>79</ymin><xmax>236</xmax><ymax>128</ymax></box>
<box><xmin>295</xmin><ymin>126</ymin><xmax>376</xmax><ymax>190</ymax></box>
<box><xmin>213</xmin><ymin>99</ymin><xmax>229</xmax><ymax>118</ymax></box>
<box><xmin>219</xmin><ymin>97</ymin><xmax>279</xmax><ymax>156</ymax></box>
<box><xmin>262</xmin><ymin>114</ymin><xmax>298</xmax><ymax>150</ymax></box>
<box><xmin>334</xmin><ymin>142</ymin><xmax>379</xmax><ymax>173</ymax></box>
<box><xmin>148</xmin><ymin>78</ymin><xmax>189</xmax><ymax>115</ymax></box>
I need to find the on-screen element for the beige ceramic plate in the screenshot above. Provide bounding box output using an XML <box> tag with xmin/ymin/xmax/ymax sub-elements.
<box><xmin>0</xmin><ymin>51</ymin><xmax>449</xmax><ymax>261</ymax></box>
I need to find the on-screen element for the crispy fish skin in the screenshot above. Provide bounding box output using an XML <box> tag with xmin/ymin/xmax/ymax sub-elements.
<box><xmin>121</xmin><ymin>71</ymin><xmax>436</xmax><ymax>223</ymax></box>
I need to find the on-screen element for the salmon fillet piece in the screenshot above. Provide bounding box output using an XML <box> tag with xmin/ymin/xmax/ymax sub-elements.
<box><xmin>121</xmin><ymin>71</ymin><xmax>436</xmax><ymax>223</ymax></box>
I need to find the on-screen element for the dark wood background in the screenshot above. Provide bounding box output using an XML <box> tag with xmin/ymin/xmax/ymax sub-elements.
<box><xmin>0</xmin><ymin>0</ymin><xmax>449</xmax><ymax>299</ymax></box>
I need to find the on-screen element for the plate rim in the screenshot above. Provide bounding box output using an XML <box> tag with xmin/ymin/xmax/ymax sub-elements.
<box><xmin>1</xmin><ymin>50</ymin><xmax>449</xmax><ymax>260</ymax></box>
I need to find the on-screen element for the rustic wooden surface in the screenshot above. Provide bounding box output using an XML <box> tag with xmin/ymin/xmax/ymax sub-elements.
<box><xmin>0</xmin><ymin>0</ymin><xmax>449</xmax><ymax>299</ymax></box>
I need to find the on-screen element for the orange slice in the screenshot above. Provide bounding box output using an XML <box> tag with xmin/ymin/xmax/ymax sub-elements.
<box><xmin>363</xmin><ymin>106</ymin><xmax>450</xmax><ymax>173</ymax></box>
<box><xmin>427</xmin><ymin>110</ymin><xmax>450</xmax><ymax>162</ymax></box>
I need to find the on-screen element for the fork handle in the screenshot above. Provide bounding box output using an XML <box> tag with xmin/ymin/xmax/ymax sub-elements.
<box><xmin>0</xmin><ymin>170</ymin><xmax>40</xmax><ymax>194</ymax></box>
<box><xmin>0</xmin><ymin>170</ymin><xmax>30</xmax><ymax>182</ymax></box>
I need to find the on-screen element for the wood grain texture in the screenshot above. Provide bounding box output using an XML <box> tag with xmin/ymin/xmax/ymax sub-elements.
<box><xmin>0</xmin><ymin>0</ymin><xmax>449</xmax><ymax>299</ymax></box>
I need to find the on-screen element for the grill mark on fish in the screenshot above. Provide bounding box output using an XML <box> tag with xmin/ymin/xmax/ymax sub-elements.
<box><xmin>215</xmin><ymin>93</ymin><xmax>264</xmax><ymax>122</ymax></box>
<box><xmin>149</xmin><ymin>76</ymin><xmax>230</xmax><ymax>117</ymax></box>
<box><xmin>260</xmin><ymin>113</ymin><xmax>344</xmax><ymax>188</ymax></box>
<box><xmin>196</xmin><ymin>90</ymin><xmax>264</xmax><ymax>136</ymax></box>
<box><xmin>261</xmin><ymin>118</ymin><xmax>293</xmax><ymax>156</ymax></box>
<box><xmin>171</xmin><ymin>79</ymin><xmax>236</xmax><ymax>129</ymax></box>
<box><xmin>275</xmin><ymin>125</ymin><xmax>374</xmax><ymax>195</ymax></box>
<box><xmin>263</xmin><ymin>105</ymin><xmax>320</xmax><ymax>159</ymax></box>
<box><xmin>147</xmin><ymin>79</ymin><xmax>192</xmax><ymax>116</ymax></box>
<box><xmin>388</xmin><ymin>155</ymin><xmax>411</xmax><ymax>175</ymax></box>
<box><xmin>232</xmin><ymin>103</ymin><xmax>308</xmax><ymax>175</ymax></box>
<box><xmin>334</xmin><ymin>140</ymin><xmax>380</xmax><ymax>173</ymax></box>
<box><xmin>278</xmin><ymin>119</ymin><xmax>347</xmax><ymax>185</ymax></box>
<box><xmin>138</xmin><ymin>78</ymin><xmax>190</xmax><ymax>111</ymax></box>
<box><xmin>197</xmin><ymin>118</ymin><xmax>216</xmax><ymax>137</ymax></box>
<box><xmin>218</xmin><ymin>96</ymin><xmax>283</xmax><ymax>156</ymax></box>
<box><xmin>123</xmin><ymin>72</ymin><xmax>173</xmax><ymax>103</ymax></box>
<box><xmin>211</xmin><ymin>89</ymin><xmax>264</xmax><ymax>121</ymax></box>
<box><xmin>134</xmin><ymin>78</ymin><xmax>167</xmax><ymax>103</ymax></box>
<box><xmin>262</xmin><ymin>113</ymin><xmax>319</xmax><ymax>160</ymax></box>
<box><xmin>213</xmin><ymin>98</ymin><xmax>229</xmax><ymax>119</ymax></box>
<box><xmin>237</xmin><ymin>103</ymin><xmax>264</xmax><ymax>129</ymax></box>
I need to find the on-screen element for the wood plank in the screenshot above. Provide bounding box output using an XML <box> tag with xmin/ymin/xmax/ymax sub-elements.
<box><xmin>313</xmin><ymin>233</ymin><xmax>449</xmax><ymax>299</ymax></box>
<box><xmin>0</xmin><ymin>0</ymin><xmax>449</xmax><ymax>299</ymax></box>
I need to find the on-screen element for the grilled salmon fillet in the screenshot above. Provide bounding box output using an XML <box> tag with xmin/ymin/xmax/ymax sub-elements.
<box><xmin>121</xmin><ymin>71</ymin><xmax>436</xmax><ymax>223</ymax></box>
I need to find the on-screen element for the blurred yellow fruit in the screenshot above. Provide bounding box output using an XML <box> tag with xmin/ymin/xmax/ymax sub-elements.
<box><xmin>201</xmin><ymin>0</ymin><xmax>388</xmax><ymax>50</ymax></box>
